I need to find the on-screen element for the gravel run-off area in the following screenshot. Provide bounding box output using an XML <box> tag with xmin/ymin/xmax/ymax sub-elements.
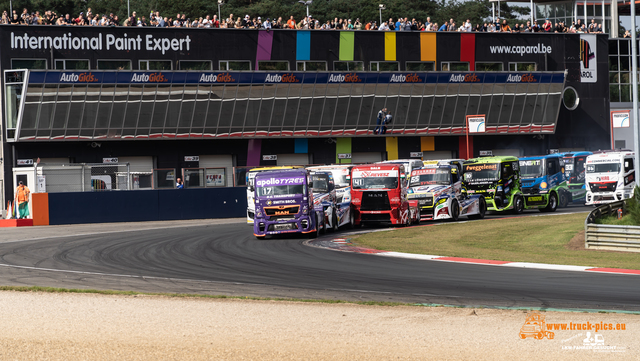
<box><xmin>0</xmin><ymin>291</ymin><xmax>637</xmax><ymax>360</ymax></box>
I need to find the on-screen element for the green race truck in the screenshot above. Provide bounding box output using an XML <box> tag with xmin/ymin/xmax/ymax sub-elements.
<box><xmin>462</xmin><ymin>156</ymin><xmax>524</xmax><ymax>214</ymax></box>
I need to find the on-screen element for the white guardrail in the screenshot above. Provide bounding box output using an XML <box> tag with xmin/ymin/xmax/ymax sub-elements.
<box><xmin>584</xmin><ymin>201</ymin><xmax>640</xmax><ymax>252</ymax></box>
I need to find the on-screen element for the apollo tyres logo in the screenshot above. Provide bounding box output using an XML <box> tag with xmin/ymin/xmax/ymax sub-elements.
<box><xmin>449</xmin><ymin>74</ymin><xmax>481</xmax><ymax>83</ymax></box>
<box><xmin>59</xmin><ymin>72</ymin><xmax>99</xmax><ymax>83</ymax></box>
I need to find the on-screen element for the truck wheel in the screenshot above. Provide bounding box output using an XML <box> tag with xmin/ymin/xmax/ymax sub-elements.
<box><xmin>348</xmin><ymin>208</ymin><xmax>355</xmax><ymax>229</ymax></box>
<box><xmin>559</xmin><ymin>191</ymin><xmax>569</xmax><ymax>208</ymax></box>
<box><xmin>414</xmin><ymin>208</ymin><xmax>421</xmax><ymax>225</ymax></box>
<box><xmin>468</xmin><ymin>198</ymin><xmax>486</xmax><ymax>220</ymax></box>
<box><xmin>308</xmin><ymin>217</ymin><xmax>320</xmax><ymax>239</ymax></box>
<box><xmin>332</xmin><ymin>211</ymin><xmax>339</xmax><ymax>232</ymax></box>
<box><xmin>320</xmin><ymin>213</ymin><xmax>327</xmax><ymax>234</ymax></box>
<box><xmin>513</xmin><ymin>196</ymin><xmax>525</xmax><ymax>214</ymax></box>
<box><xmin>450</xmin><ymin>201</ymin><xmax>460</xmax><ymax>221</ymax></box>
<box><xmin>542</xmin><ymin>193</ymin><xmax>558</xmax><ymax>213</ymax></box>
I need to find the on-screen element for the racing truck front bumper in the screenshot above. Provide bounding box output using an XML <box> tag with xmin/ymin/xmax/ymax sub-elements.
<box><xmin>586</xmin><ymin>191</ymin><xmax>631</xmax><ymax>205</ymax></box>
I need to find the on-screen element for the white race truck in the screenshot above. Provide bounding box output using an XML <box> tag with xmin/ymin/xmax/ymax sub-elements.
<box><xmin>585</xmin><ymin>151</ymin><xmax>636</xmax><ymax>205</ymax></box>
<box><xmin>407</xmin><ymin>163</ymin><xmax>487</xmax><ymax>221</ymax></box>
<box><xmin>307</xmin><ymin>165</ymin><xmax>354</xmax><ymax>228</ymax></box>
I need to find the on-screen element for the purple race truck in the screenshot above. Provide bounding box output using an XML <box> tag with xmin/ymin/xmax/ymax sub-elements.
<box><xmin>253</xmin><ymin>169</ymin><xmax>325</xmax><ymax>239</ymax></box>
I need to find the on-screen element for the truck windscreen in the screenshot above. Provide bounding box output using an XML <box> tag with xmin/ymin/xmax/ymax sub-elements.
<box><xmin>463</xmin><ymin>163</ymin><xmax>499</xmax><ymax>184</ymax></box>
<box><xmin>410</xmin><ymin>169</ymin><xmax>449</xmax><ymax>187</ymax></box>
<box><xmin>352</xmin><ymin>170</ymin><xmax>399</xmax><ymax>190</ymax></box>
<box><xmin>312</xmin><ymin>175</ymin><xmax>328</xmax><ymax>193</ymax></box>
<box><xmin>519</xmin><ymin>160</ymin><xmax>543</xmax><ymax>178</ymax></box>
<box><xmin>587</xmin><ymin>163</ymin><xmax>620</xmax><ymax>173</ymax></box>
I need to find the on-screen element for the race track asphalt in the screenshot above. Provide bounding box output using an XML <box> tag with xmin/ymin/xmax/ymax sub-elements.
<box><xmin>0</xmin><ymin>204</ymin><xmax>638</xmax><ymax>310</ymax></box>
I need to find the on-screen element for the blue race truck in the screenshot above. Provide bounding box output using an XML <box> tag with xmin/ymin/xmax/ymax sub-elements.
<box><xmin>518</xmin><ymin>154</ymin><xmax>570</xmax><ymax>212</ymax></box>
<box><xmin>253</xmin><ymin>169</ymin><xmax>325</xmax><ymax>239</ymax></box>
<box><xmin>560</xmin><ymin>151</ymin><xmax>592</xmax><ymax>204</ymax></box>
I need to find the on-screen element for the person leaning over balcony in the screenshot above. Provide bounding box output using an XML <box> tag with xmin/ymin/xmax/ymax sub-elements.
<box><xmin>15</xmin><ymin>181</ymin><xmax>30</xmax><ymax>219</ymax></box>
<box><xmin>501</xmin><ymin>19</ymin><xmax>511</xmax><ymax>32</ymax></box>
<box><xmin>378</xmin><ymin>20</ymin><xmax>389</xmax><ymax>30</ymax></box>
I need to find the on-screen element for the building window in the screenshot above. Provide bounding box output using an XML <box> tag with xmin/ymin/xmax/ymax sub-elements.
<box><xmin>509</xmin><ymin>62</ymin><xmax>537</xmax><ymax>72</ymax></box>
<box><xmin>11</xmin><ymin>59</ymin><xmax>47</xmax><ymax>69</ymax></box>
<box><xmin>405</xmin><ymin>61</ymin><xmax>435</xmax><ymax>71</ymax></box>
<box><xmin>219</xmin><ymin>60</ymin><xmax>251</xmax><ymax>71</ymax></box>
<box><xmin>370</xmin><ymin>61</ymin><xmax>399</xmax><ymax>72</ymax></box>
<box><xmin>476</xmin><ymin>62</ymin><xmax>503</xmax><ymax>72</ymax></box>
<box><xmin>296</xmin><ymin>61</ymin><xmax>327</xmax><ymax>71</ymax></box>
<box><xmin>441</xmin><ymin>62</ymin><xmax>469</xmax><ymax>71</ymax></box>
<box><xmin>55</xmin><ymin>59</ymin><xmax>90</xmax><ymax>70</ymax></box>
<box><xmin>179</xmin><ymin>61</ymin><xmax>212</xmax><ymax>71</ymax></box>
<box><xmin>334</xmin><ymin>61</ymin><xmax>364</xmax><ymax>71</ymax></box>
<box><xmin>97</xmin><ymin>60</ymin><xmax>132</xmax><ymax>70</ymax></box>
<box><xmin>257</xmin><ymin>61</ymin><xmax>290</xmax><ymax>71</ymax></box>
<box><xmin>139</xmin><ymin>60</ymin><xmax>172</xmax><ymax>70</ymax></box>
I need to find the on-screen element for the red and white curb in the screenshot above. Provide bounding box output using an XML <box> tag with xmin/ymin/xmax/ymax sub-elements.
<box><xmin>309</xmin><ymin>238</ymin><xmax>640</xmax><ymax>276</ymax></box>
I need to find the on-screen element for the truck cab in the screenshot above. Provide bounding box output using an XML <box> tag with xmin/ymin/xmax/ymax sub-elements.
<box><xmin>245</xmin><ymin>166</ymin><xmax>302</xmax><ymax>224</ymax></box>
<box><xmin>310</xmin><ymin>171</ymin><xmax>340</xmax><ymax>231</ymax></box>
<box><xmin>253</xmin><ymin>169</ymin><xmax>324</xmax><ymax>239</ymax></box>
<box><xmin>307</xmin><ymin>165</ymin><xmax>355</xmax><ymax>228</ymax></box>
<box><xmin>585</xmin><ymin>151</ymin><xmax>636</xmax><ymax>205</ymax></box>
<box><xmin>408</xmin><ymin>164</ymin><xmax>486</xmax><ymax>221</ymax></box>
<box><xmin>350</xmin><ymin>164</ymin><xmax>418</xmax><ymax>226</ymax></box>
<box><xmin>463</xmin><ymin>156</ymin><xmax>524</xmax><ymax>214</ymax></box>
<box><xmin>519</xmin><ymin>154</ymin><xmax>570</xmax><ymax>212</ymax></box>
<box><xmin>561</xmin><ymin>151</ymin><xmax>592</xmax><ymax>204</ymax></box>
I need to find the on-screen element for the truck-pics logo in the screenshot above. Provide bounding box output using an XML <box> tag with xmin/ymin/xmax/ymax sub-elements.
<box><xmin>519</xmin><ymin>312</ymin><xmax>555</xmax><ymax>340</ymax></box>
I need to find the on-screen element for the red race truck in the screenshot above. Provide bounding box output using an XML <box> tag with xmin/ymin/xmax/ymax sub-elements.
<box><xmin>350</xmin><ymin>164</ymin><xmax>419</xmax><ymax>226</ymax></box>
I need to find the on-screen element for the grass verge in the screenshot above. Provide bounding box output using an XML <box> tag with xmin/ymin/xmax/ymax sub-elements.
<box><xmin>350</xmin><ymin>213</ymin><xmax>640</xmax><ymax>270</ymax></box>
<box><xmin>595</xmin><ymin>215</ymin><xmax>638</xmax><ymax>226</ymax></box>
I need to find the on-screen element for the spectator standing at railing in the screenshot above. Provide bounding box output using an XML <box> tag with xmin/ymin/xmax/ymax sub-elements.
<box><xmin>438</xmin><ymin>21</ymin><xmax>447</xmax><ymax>31</ymax></box>
<box><xmin>379</xmin><ymin>21</ymin><xmax>389</xmax><ymax>31</ymax></box>
<box><xmin>448</xmin><ymin>20</ymin><xmax>456</xmax><ymax>31</ymax></box>
<box><xmin>176</xmin><ymin>178</ymin><xmax>184</xmax><ymax>189</ymax></box>
<box><xmin>463</xmin><ymin>19</ymin><xmax>471</xmax><ymax>32</ymax></box>
<box><xmin>500</xmin><ymin>19</ymin><xmax>511</xmax><ymax>32</ymax></box>
<box><xmin>15</xmin><ymin>181</ymin><xmax>30</xmax><ymax>219</ymax></box>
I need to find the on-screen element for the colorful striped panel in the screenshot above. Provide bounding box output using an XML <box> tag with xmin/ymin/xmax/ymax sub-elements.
<box><xmin>460</xmin><ymin>33</ymin><xmax>475</xmax><ymax>71</ymax></box>
<box><xmin>386</xmin><ymin>137</ymin><xmax>398</xmax><ymax>160</ymax></box>
<box><xmin>256</xmin><ymin>31</ymin><xmax>274</xmax><ymax>62</ymax></box>
<box><xmin>336</xmin><ymin>138</ymin><xmax>352</xmax><ymax>164</ymax></box>
<box><xmin>339</xmin><ymin>31</ymin><xmax>355</xmax><ymax>61</ymax></box>
<box><xmin>420</xmin><ymin>32</ymin><xmax>436</xmax><ymax>62</ymax></box>
<box><xmin>296</xmin><ymin>31</ymin><xmax>311</xmax><ymax>61</ymax></box>
<box><xmin>384</xmin><ymin>32</ymin><xmax>396</xmax><ymax>61</ymax></box>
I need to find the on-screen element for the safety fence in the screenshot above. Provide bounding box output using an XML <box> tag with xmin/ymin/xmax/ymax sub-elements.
<box><xmin>584</xmin><ymin>201</ymin><xmax>640</xmax><ymax>253</ymax></box>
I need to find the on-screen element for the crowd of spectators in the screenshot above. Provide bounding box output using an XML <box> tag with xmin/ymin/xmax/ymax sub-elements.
<box><xmin>1</xmin><ymin>7</ymin><xmax>606</xmax><ymax>34</ymax></box>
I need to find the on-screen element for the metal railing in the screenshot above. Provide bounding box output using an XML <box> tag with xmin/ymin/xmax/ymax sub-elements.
<box><xmin>584</xmin><ymin>201</ymin><xmax>640</xmax><ymax>252</ymax></box>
